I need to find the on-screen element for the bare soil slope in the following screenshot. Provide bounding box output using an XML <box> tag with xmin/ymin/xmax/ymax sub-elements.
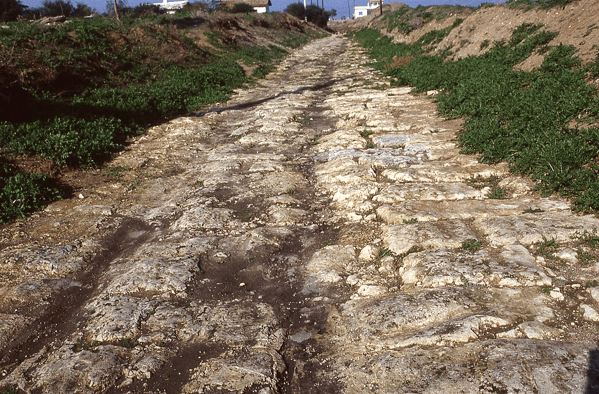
<box><xmin>331</xmin><ymin>0</ymin><xmax>599</xmax><ymax>68</ymax></box>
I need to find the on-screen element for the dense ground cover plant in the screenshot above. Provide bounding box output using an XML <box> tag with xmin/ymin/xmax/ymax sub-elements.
<box><xmin>0</xmin><ymin>12</ymin><xmax>318</xmax><ymax>223</ymax></box>
<box><xmin>351</xmin><ymin>16</ymin><xmax>599</xmax><ymax>213</ymax></box>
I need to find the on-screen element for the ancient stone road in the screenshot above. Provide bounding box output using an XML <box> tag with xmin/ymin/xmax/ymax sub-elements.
<box><xmin>1</xmin><ymin>35</ymin><xmax>599</xmax><ymax>393</ymax></box>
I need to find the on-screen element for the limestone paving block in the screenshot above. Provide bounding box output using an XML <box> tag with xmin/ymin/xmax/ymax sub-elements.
<box><xmin>401</xmin><ymin>245</ymin><xmax>551</xmax><ymax>289</ymax></box>
<box><xmin>170</xmin><ymin>207</ymin><xmax>235</xmax><ymax>232</ymax></box>
<box><xmin>473</xmin><ymin>210</ymin><xmax>599</xmax><ymax>247</ymax></box>
<box><xmin>385</xmin><ymin>315</ymin><xmax>511</xmax><ymax>349</ymax></box>
<box><xmin>247</xmin><ymin>161</ymin><xmax>286</xmax><ymax>173</ymax></box>
<box><xmin>182</xmin><ymin>347</ymin><xmax>285</xmax><ymax>393</ymax></box>
<box><xmin>334</xmin><ymin>340</ymin><xmax>593</xmax><ymax>394</ymax></box>
<box><xmin>315</xmin><ymin>129</ymin><xmax>365</xmax><ymax>151</ymax></box>
<box><xmin>374</xmin><ymin>182</ymin><xmax>488</xmax><ymax>203</ymax></box>
<box><xmin>516</xmin><ymin>321</ymin><xmax>563</xmax><ymax>339</ymax></box>
<box><xmin>305</xmin><ymin>245</ymin><xmax>356</xmax><ymax>284</ymax></box>
<box><xmin>237</xmin><ymin>132</ymin><xmax>287</xmax><ymax>146</ymax></box>
<box><xmin>84</xmin><ymin>295</ymin><xmax>158</xmax><ymax>342</ymax></box>
<box><xmin>329</xmin><ymin>183</ymin><xmax>379</xmax><ymax>212</ymax></box>
<box><xmin>27</xmin><ymin>345</ymin><xmax>126</xmax><ymax>393</ymax></box>
<box><xmin>315</xmin><ymin>147</ymin><xmax>423</xmax><ymax>169</ymax></box>
<box><xmin>356</xmin><ymin>148</ymin><xmax>423</xmax><ymax>168</ymax></box>
<box><xmin>0</xmin><ymin>314</ymin><xmax>31</xmax><ymax>349</ymax></box>
<box><xmin>1</xmin><ymin>244</ymin><xmax>86</xmax><ymax>277</ymax></box>
<box><xmin>252</xmin><ymin>171</ymin><xmax>308</xmax><ymax>196</ymax></box>
<box><xmin>335</xmin><ymin>288</ymin><xmax>477</xmax><ymax>345</ymax></box>
<box><xmin>382</xmin><ymin>220</ymin><xmax>476</xmax><ymax>255</ymax></box>
<box><xmin>377</xmin><ymin>198</ymin><xmax>571</xmax><ymax>224</ymax></box>
<box><xmin>196</xmin><ymin>302</ymin><xmax>284</xmax><ymax>348</ymax></box>
<box><xmin>315</xmin><ymin>157</ymin><xmax>377</xmax><ymax>184</ymax></box>
<box><xmin>580</xmin><ymin>304</ymin><xmax>599</xmax><ymax>322</ymax></box>
<box><xmin>102</xmin><ymin>256</ymin><xmax>198</xmax><ymax>297</ymax></box>
<box><xmin>267</xmin><ymin>206</ymin><xmax>307</xmax><ymax>225</ymax></box>
<box><xmin>383</xmin><ymin>161</ymin><xmax>509</xmax><ymax>183</ymax></box>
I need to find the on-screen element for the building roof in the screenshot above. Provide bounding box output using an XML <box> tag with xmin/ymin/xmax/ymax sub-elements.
<box><xmin>152</xmin><ymin>0</ymin><xmax>188</xmax><ymax>9</ymax></box>
<box><xmin>221</xmin><ymin>0</ymin><xmax>272</xmax><ymax>7</ymax></box>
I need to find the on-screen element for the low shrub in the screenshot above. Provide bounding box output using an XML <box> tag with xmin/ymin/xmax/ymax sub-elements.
<box><xmin>0</xmin><ymin>164</ymin><xmax>61</xmax><ymax>224</ymax></box>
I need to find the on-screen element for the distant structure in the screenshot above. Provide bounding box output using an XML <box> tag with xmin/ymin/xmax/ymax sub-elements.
<box><xmin>353</xmin><ymin>0</ymin><xmax>380</xmax><ymax>18</ymax></box>
<box><xmin>152</xmin><ymin>0</ymin><xmax>189</xmax><ymax>12</ymax></box>
<box><xmin>221</xmin><ymin>0</ymin><xmax>272</xmax><ymax>13</ymax></box>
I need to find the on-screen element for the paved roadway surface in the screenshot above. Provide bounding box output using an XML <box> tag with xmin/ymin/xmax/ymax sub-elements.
<box><xmin>1</xmin><ymin>35</ymin><xmax>599</xmax><ymax>393</ymax></box>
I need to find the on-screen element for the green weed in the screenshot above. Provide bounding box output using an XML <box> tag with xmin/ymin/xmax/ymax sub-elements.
<box><xmin>576</xmin><ymin>248</ymin><xmax>594</xmax><ymax>265</ymax></box>
<box><xmin>378</xmin><ymin>247</ymin><xmax>394</xmax><ymax>258</ymax></box>
<box><xmin>570</xmin><ymin>229</ymin><xmax>599</xmax><ymax>248</ymax></box>
<box><xmin>462</xmin><ymin>238</ymin><xmax>482</xmax><ymax>252</ymax></box>
<box><xmin>360</xmin><ymin>129</ymin><xmax>373</xmax><ymax>138</ymax></box>
<box><xmin>403</xmin><ymin>218</ymin><xmax>418</xmax><ymax>224</ymax></box>
<box><xmin>535</xmin><ymin>236</ymin><xmax>559</xmax><ymax>256</ymax></box>
<box><xmin>487</xmin><ymin>186</ymin><xmax>507</xmax><ymax>199</ymax></box>
<box><xmin>0</xmin><ymin>164</ymin><xmax>61</xmax><ymax>224</ymax></box>
<box><xmin>0</xmin><ymin>386</ymin><xmax>18</xmax><ymax>394</ymax></box>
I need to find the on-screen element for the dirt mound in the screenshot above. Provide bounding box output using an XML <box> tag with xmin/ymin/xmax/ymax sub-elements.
<box><xmin>333</xmin><ymin>0</ymin><xmax>599</xmax><ymax>68</ymax></box>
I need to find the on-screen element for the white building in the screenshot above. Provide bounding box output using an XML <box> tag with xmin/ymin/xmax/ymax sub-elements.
<box><xmin>221</xmin><ymin>0</ymin><xmax>272</xmax><ymax>13</ymax></box>
<box><xmin>353</xmin><ymin>0</ymin><xmax>380</xmax><ymax>18</ymax></box>
<box><xmin>152</xmin><ymin>0</ymin><xmax>189</xmax><ymax>11</ymax></box>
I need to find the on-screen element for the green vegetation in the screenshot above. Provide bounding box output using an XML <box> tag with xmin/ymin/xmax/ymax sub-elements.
<box><xmin>0</xmin><ymin>386</ymin><xmax>18</xmax><ymax>394</ymax></box>
<box><xmin>229</xmin><ymin>3</ymin><xmax>255</xmax><ymax>13</ymax></box>
<box><xmin>0</xmin><ymin>164</ymin><xmax>61</xmax><ymax>223</ymax></box>
<box><xmin>462</xmin><ymin>238</ymin><xmax>482</xmax><ymax>252</ymax></box>
<box><xmin>350</xmin><ymin>16</ymin><xmax>599</xmax><ymax>214</ymax></box>
<box><xmin>487</xmin><ymin>186</ymin><xmax>507</xmax><ymax>200</ymax></box>
<box><xmin>535</xmin><ymin>236</ymin><xmax>559</xmax><ymax>256</ymax></box>
<box><xmin>506</xmin><ymin>0</ymin><xmax>576</xmax><ymax>10</ymax></box>
<box><xmin>284</xmin><ymin>3</ymin><xmax>334</xmax><ymax>28</ymax></box>
<box><xmin>0</xmin><ymin>12</ymin><xmax>321</xmax><ymax>224</ymax></box>
<box><xmin>0</xmin><ymin>0</ymin><xmax>27</xmax><ymax>21</ymax></box>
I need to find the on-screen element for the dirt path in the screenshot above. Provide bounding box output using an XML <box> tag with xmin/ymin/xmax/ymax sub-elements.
<box><xmin>1</xmin><ymin>35</ymin><xmax>599</xmax><ymax>393</ymax></box>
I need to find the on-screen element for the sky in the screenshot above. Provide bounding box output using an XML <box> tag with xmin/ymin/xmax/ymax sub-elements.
<box><xmin>19</xmin><ymin>0</ymin><xmax>506</xmax><ymax>21</ymax></box>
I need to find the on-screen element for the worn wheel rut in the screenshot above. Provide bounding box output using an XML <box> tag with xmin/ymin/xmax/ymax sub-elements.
<box><xmin>1</xmin><ymin>34</ymin><xmax>598</xmax><ymax>393</ymax></box>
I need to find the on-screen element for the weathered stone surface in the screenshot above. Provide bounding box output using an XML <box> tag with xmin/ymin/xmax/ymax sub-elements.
<box><xmin>382</xmin><ymin>220</ymin><xmax>476</xmax><ymax>255</ymax></box>
<box><xmin>473</xmin><ymin>211</ymin><xmax>599</xmax><ymax>246</ymax></box>
<box><xmin>182</xmin><ymin>347</ymin><xmax>285</xmax><ymax>393</ymax></box>
<box><xmin>401</xmin><ymin>245</ymin><xmax>551</xmax><ymax>288</ymax></box>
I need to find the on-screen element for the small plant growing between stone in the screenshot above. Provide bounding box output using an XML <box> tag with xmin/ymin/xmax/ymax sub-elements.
<box><xmin>523</xmin><ymin>207</ymin><xmax>544</xmax><ymax>213</ymax></box>
<box><xmin>403</xmin><ymin>218</ymin><xmax>418</xmax><ymax>224</ymax></box>
<box><xmin>378</xmin><ymin>247</ymin><xmax>394</xmax><ymax>258</ymax></box>
<box><xmin>576</xmin><ymin>248</ymin><xmax>594</xmax><ymax>265</ymax></box>
<box><xmin>487</xmin><ymin>186</ymin><xmax>507</xmax><ymax>199</ymax></box>
<box><xmin>571</xmin><ymin>229</ymin><xmax>599</xmax><ymax>248</ymax></box>
<box><xmin>361</xmin><ymin>129</ymin><xmax>373</xmax><ymax>138</ymax></box>
<box><xmin>535</xmin><ymin>236</ymin><xmax>559</xmax><ymax>256</ymax></box>
<box><xmin>467</xmin><ymin>175</ymin><xmax>499</xmax><ymax>190</ymax></box>
<box><xmin>462</xmin><ymin>238</ymin><xmax>482</xmax><ymax>252</ymax></box>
